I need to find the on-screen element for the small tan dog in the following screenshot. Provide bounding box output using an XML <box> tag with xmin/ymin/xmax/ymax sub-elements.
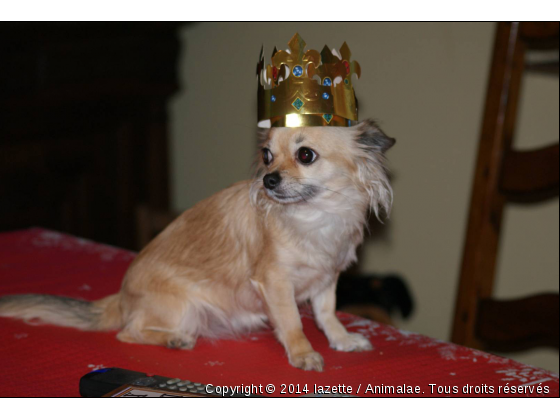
<box><xmin>0</xmin><ymin>119</ymin><xmax>394</xmax><ymax>371</ymax></box>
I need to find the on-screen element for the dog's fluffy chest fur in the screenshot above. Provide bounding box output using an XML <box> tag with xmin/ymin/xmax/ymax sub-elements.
<box><xmin>272</xmin><ymin>199</ymin><xmax>366</xmax><ymax>302</ymax></box>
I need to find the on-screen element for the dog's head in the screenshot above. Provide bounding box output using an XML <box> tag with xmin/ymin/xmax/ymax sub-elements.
<box><xmin>252</xmin><ymin>119</ymin><xmax>395</xmax><ymax>219</ymax></box>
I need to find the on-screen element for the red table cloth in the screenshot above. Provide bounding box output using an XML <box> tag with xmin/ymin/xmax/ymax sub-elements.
<box><xmin>0</xmin><ymin>228</ymin><xmax>558</xmax><ymax>397</ymax></box>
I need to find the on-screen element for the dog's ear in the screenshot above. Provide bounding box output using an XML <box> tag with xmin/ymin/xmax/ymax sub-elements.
<box><xmin>355</xmin><ymin>119</ymin><xmax>396</xmax><ymax>154</ymax></box>
<box><xmin>351</xmin><ymin>119</ymin><xmax>394</xmax><ymax>220</ymax></box>
<box><xmin>257</xmin><ymin>128</ymin><xmax>271</xmax><ymax>149</ymax></box>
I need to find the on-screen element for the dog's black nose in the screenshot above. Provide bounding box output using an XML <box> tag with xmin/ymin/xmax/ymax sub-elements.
<box><xmin>263</xmin><ymin>172</ymin><xmax>281</xmax><ymax>190</ymax></box>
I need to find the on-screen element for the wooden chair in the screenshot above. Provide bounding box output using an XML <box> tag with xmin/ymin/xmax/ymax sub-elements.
<box><xmin>451</xmin><ymin>22</ymin><xmax>559</xmax><ymax>352</ymax></box>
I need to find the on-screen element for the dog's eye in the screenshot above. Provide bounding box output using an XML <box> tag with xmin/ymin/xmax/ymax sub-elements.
<box><xmin>262</xmin><ymin>148</ymin><xmax>273</xmax><ymax>165</ymax></box>
<box><xmin>297</xmin><ymin>147</ymin><xmax>317</xmax><ymax>165</ymax></box>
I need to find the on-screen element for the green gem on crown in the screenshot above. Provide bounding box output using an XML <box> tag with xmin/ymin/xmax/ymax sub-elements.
<box><xmin>292</xmin><ymin>97</ymin><xmax>304</xmax><ymax>111</ymax></box>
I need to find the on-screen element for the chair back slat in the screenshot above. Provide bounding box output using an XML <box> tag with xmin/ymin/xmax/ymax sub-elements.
<box><xmin>477</xmin><ymin>294</ymin><xmax>560</xmax><ymax>352</ymax></box>
<box><xmin>500</xmin><ymin>143</ymin><xmax>560</xmax><ymax>203</ymax></box>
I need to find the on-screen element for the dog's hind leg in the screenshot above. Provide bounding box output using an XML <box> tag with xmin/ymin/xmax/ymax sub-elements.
<box><xmin>116</xmin><ymin>294</ymin><xmax>198</xmax><ymax>350</ymax></box>
<box><xmin>117</xmin><ymin>328</ymin><xmax>197</xmax><ymax>350</ymax></box>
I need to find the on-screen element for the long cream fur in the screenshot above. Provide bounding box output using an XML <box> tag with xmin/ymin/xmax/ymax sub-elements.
<box><xmin>0</xmin><ymin>119</ymin><xmax>395</xmax><ymax>371</ymax></box>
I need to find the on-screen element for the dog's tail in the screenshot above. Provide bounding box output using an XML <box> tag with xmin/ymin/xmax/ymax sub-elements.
<box><xmin>0</xmin><ymin>293</ymin><xmax>122</xmax><ymax>331</ymax></box>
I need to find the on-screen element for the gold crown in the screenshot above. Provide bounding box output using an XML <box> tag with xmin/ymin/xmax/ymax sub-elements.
<box><xmin>257</xmin><ymin>33</ymin><xmax>361</xmax><ymax>128</ymax></box>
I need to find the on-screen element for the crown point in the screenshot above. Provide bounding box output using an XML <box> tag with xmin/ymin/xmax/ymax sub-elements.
<box><xmin>257</xmin><ymin>46</ymin><xmax>264</xmax><ymax>75</ymax></box>
<box><xmin>290</xmin><ymin>33</ymin><xmax>303</xmax><ymax>43</ymax></box>
<box><xmin>288</xmin><ymin>33</ymin><xmax>306</xmax><ymax>57</ymax></box>
<box><xmin>354</xmin><ymin>61</ymin><xmax>362</xmax><ymax>79</ymax></box>
<box><xmin>340</xmin><ymin>42</ymin><xmax>351</xmax><ymax>60</ymax></box>
<box><xmin>320</xmin><ymin>45</ymin><xmax>336</xmax><ymax>64</ymax></box>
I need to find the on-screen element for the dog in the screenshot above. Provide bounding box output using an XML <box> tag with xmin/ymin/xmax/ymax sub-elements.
<box><xmin>0</xmin><ymin>119</ymin><xmax>395</xmax><ymax>371</ymax></box>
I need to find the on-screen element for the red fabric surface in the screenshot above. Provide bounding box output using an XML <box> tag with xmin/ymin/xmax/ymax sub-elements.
<box><xmin>0</xmin><ymin>228</ymin><xmax>558</xmax><ymax>397</ymax></box>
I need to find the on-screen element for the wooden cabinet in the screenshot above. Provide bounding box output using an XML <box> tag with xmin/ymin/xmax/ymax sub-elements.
<box><xmin>0</xmin><ymin>23</ymin><xmax>182</xmax><ymax>249</ymax></box>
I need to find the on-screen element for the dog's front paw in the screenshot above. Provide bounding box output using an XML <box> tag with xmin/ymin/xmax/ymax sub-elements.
<box><xmin>290</xmin><ymin>351</ymin><xmax>324</xmax><ymax>372</ymax></box>
<box><xmin>330</xmin><ymin>333</ymin><xmax>373</xmax><ymax>352</ymax></box>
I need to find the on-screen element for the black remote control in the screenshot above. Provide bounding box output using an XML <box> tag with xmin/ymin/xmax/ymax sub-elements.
<box><xmin>79</xmin><ymin>367</ymin><xmax>256</xmax><ymax>397</ymax></box>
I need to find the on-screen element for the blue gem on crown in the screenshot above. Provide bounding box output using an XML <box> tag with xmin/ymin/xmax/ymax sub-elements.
<box><xmin>323</xmin><ymin>77</ymin><xmax>332</xmax><ymax>87</ymax></box>
<box><xmin>292</xmin><ymin>65</ymin><xmax>304</xmax><ymax>77</ymax></box>
<box><xmin>322</xmin><ymin>92</ymin><xmax>329</xmax><ymax>100</ymax></box>
<box><xmin>271</xmin><ymin>95</ymin><xmax>276</xmax><ymax>102</ymax></box>
<box><xmin>292</xmin><ymin>97</ymin><xmax>304</xmax><ymax>111</ymax></box>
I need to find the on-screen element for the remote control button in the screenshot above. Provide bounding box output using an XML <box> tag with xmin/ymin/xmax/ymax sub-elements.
<box><xmin>167</xmin><ymin>385</ymin><xmax>177</xmax><ymax>390</ymax></box>
<box><xmin>167</xmin><ymin>378</ymin><xmax>180</xmax><ymax>385</ymax></box>
<box><xmin>159</xmin><ymin>383</ymin><xmax>167</xmax><ymax>388</ymax></box>
<box><xmin>179</xmin><ymin>387</ymin><xmax>187</xmax><ymax>392</ymax></box>
<box><xmin>132</xmin><ymin>377</ymin><xmax>157</xmax><ymax>386</ymax></box>
<box><xmin>190</xmin><ymin>389</ymin><xmax>198</xmax><ymax>393</ymax></box>
<box><xmin>187</xmin><ymin>383</ymin><xmax>195</xmax><ymax>388</ymax></box>
<box><xmin>193</xmin><ymin>382</ymin><xmax>202</xmax><ymax>386</ymax></box>
<box><xmin>177</xmin><ymin>381</ymin><xmax>190</xmax><ymax>386</ymax></box>
<box><xmin>196</xmin><ymin>385</ymin><xmax>205</xmax><ymax>391</ymax></box>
